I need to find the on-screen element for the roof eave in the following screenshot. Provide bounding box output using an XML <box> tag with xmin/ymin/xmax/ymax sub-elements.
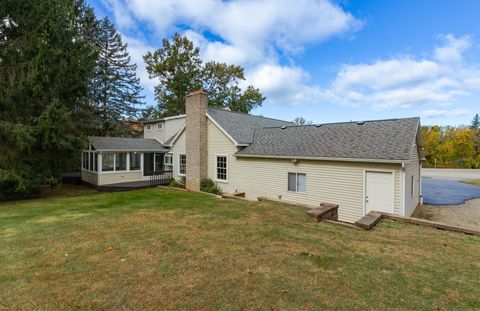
<box><xmin>234</xmin><ymin>153</ymin><xmax>407</xmax><ymax>164</ymax></box>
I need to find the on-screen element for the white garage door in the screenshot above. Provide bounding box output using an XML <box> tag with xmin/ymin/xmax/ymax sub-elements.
<box><xmin>365</xmin><ymin>171</ymin><xmax>394</xmax><ymax>214</ymax></box>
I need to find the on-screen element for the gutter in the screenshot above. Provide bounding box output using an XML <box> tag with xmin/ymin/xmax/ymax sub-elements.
<box><xmin>234</xmin><ymin>153</ymin><xmax>408</xmax><ymax>164</ymax></box>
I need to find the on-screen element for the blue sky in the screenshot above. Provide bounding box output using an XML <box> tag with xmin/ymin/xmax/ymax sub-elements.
<box><xmin>87</xmin><ymin>0</ymin><xmax>480</xmax><ymax>126</ymax></box>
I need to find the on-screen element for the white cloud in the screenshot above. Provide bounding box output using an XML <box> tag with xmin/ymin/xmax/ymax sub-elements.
<box><xmin>422</xmin><ymin>108</ymin><xmax>470</xmax><ymax>119</ymax></box>
<box><xmin>246</xmin><ymin>64</ymin><xmax>323</xmax><ymax>105</ymax></box>
<box><xmin>434</xmin><ymin>34</ymin><xmax>471</xmax><ymax>63</ymax></box>
<box><xmin>327</xmin><ymin>34</ymin><xmax>480</xmax><ymax>110</ymax></box>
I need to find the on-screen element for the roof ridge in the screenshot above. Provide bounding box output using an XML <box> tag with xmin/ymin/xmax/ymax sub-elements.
<box><xmin>259</xmin><ymin>116</ymin><xmax>420</xmax><ymax>129</ymax></box>
<box><xmin>207</xmin><ymin>107</ymin><xmax>292</xmax><ymax>124</ymax></box>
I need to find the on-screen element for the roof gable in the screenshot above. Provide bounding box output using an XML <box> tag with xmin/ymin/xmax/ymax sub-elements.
<box><xmin>236</xmin><ymin>117</ymin><xmax>421</xmax><ymax>162</ymax></box>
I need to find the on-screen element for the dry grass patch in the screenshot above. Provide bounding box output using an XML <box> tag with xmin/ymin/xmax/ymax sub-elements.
<box><xmin>0</xmin><ymin>187</ymin><xmax>479</xmax><ymax>310</ymax></box>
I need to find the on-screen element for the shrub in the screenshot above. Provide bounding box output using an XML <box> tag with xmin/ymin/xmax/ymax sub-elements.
<box><xmin>200</xmin><ymin>178</ymin><xmax>222</xmax><ymax>195</ymax></box>
<box><xmin>0</xmin><ymin>170</ymin><xmax>26</xmax><ymax>199</ymax></box>
<box><xmin>170</xmin><ymin>177</ymin><xmax>185</xmax><ymax>188</ymax></box>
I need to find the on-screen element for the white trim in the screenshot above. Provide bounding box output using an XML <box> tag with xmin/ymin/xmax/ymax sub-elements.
<box><xmin>142</xmin><ymin>114</ymin><xmax>186</xmax><ymax>124</ymax></box>
<box><xmin>165</xmin><ymin>125</ymin><xmax>185</xmax><ymax>147</ymax></box>
<box><xmin>214</xmin><ymin>154</ymin><xmax>228</xmax><ymax>183</ymax></box>
<box><xmin>235</xmin><ymin>153</ymin><xmax>407</xmax><ymax>164</ymax></box>
<box><xmin>128</xmin><ymin>152</ymin><xmax>142</xmax><ymax>172</ymax></box>
<box><xmin>363</xmin><ymin>169</ymin><xmax>396</xmax><ymax>216</ymax></box>
<box><xmin>419</xmin><ymin>161</ymin><xmax>423</xmax><ymax>205</ymax></box>
<box><xmin>178</xmin><ymin>153</ymin><xmax>186</xmax><ymax>176</ymax></box>
<box><xmin>157</xmin><ymin>122</ymin><xmax>164</xmax><ymax>130</ymax></box>
<box><xmin>206</xmin><ymin>113</ymin><xmax>243</xmax><ymax>146</ymax></box>
<box><xmin>287</xmin><ymin>172</ymin><xmax>307</xmax><ymax>193</ymax></box>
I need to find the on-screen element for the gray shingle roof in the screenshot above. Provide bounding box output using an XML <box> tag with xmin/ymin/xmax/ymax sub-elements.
<box><xmin>207</xmin><ymin>107</ymin><xmax>293</xmax><ymax>144</ymax></box>
<box><xmin>89</xmin><ymin>136</ymin><xmax>168</xmax><ymax>151</ymax></box>
<box><xmin>236</xmin><ymin>117</ymin><xmax>421</xmax><ymax>162</ymax></box>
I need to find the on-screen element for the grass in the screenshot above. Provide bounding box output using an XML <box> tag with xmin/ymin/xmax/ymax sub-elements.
<box><xmin>1</xmin><ymin>187</ymin><xmax>479</xmax><ymax>310</ymax></box>
<box><xmin>460</xmin><ymin>179</ymin><xmax>480</xmax><ymax>186</ymax></box>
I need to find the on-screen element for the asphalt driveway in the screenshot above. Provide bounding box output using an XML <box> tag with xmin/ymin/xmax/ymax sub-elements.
<box><xmin>422</xmin><ymin>169</ymin><xmax>480</xmax><ymax>205</ymax></box>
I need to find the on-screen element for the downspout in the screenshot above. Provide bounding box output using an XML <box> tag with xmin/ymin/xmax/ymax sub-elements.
<box><xmin>419</xmin><ymin>161</ymin><xmax>423</xmax><ymax>205</ymax></box>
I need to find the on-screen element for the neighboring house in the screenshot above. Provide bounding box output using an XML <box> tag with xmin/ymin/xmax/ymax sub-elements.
<box><xmin>82</xmin><ymin>90</ymin><xmax>424</xmax><ymax>223</ymax></box>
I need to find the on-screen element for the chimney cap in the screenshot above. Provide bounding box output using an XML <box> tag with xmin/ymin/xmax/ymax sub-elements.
<box><xmin>186</xmin><ymin>89</ymin><xmax>207</xmax><ymax>97</ymax></box>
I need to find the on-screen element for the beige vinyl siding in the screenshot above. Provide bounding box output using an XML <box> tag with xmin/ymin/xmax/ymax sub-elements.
<box><xmin>81</xmin><ymin>171</ymin><xmax>98</xmax><ymax>185</ymax></box>
<box><xmin>170</xmin><ymin>130</ymin><xmax>186</xmax><ymax>180</ymax></box>
<box><xmin>144</xmin><ymin>117</ymin><xmax>185</xmax><ymax>143</ymax></box>
<box><xmin>207</xmin><ymin>119</ymin><xmax>238</xmax><ymax>193</ymax></box>
<box><xmin>97</xmin><ymin>171</ymin><xmax>143</xmax><ymax>186</ymax></box>
<box><xmin>404</xmin><ymin>144</ymin><xmax>421</xmax><ymax>216</ymax></box>
<box><xmin>231</xmin><ymin>158</ymin><xmax>402</xmax><ymax>223</ymax></box>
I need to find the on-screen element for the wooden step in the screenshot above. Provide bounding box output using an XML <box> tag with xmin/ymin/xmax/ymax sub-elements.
<box><xmin>232</xmin><ymin>192</ymin><xmax>245</xmax><ymax>197</ymax></box>
<box><xmin>355</xmin><ymin>212</ymin><xmax>382</xmax><ymax>230</ymax></box>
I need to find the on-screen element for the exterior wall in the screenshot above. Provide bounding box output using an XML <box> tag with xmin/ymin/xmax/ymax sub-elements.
<box><xmin>231</xmin><ymin>158</ymin><xmax>402</xmax><ymax>223</ymax></box>
<box><xmin>185</xmin><ymin>91</ymin><xmax>208</xmax><ymax>191</ymax></box>
<box><xmin>97</xmin><ymin>171</ymin><xmax>143</xmax><ymax>186</ymax></box>
<box><xmin>81</xmin><ymin>170</ymin><xmax>98</xmax><ymax>186</ymax></box>
<box><xmin>207</xmin><ymin>119</ymin><xmax>238</xmax><ymax>193</ymax></box>
<box><xmin>170</xmin><ymin>130</ymin><xmax>186</xmax><ymax>180</ymax></box>
<box><xmin>403</xmin><ymin>144</ymin><xmax>421</xmax><ymax>216</ymax></box>
<box><xmin>144</xmin><ymin>117</ymin><xmax>185</xmax><ymax>143</ymax></box>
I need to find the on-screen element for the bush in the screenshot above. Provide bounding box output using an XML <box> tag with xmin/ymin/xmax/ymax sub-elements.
<box><xmin>200</xmin><ymin>178</ymin><xmax>222</xmax><ymax>195</ymax></box>
<box><xmin>170</xmin><ymin>177</ymin><xmax>185</xmax><ymax>188</ymax></box>
<box><xmin>0</xmin><ymin>170</ymin><xmax>41</xmax><ymax>200</ymax></box>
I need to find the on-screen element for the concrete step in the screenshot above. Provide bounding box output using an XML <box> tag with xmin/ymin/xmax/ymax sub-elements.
<box><xmin>355</xmin><ymin>211</ymin><xmax>382</xmax><ymax>230</ymax></box>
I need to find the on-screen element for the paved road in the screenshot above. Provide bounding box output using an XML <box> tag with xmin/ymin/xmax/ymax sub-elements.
<box><xmin>422</xmin><ymin>168</ymin><xmax>480</xmax><ymax>181</ymax></box>
<box><xmin>422</xmin><ymin>169</ymin><xmax>480</xmax><ymax>205</ymax></box>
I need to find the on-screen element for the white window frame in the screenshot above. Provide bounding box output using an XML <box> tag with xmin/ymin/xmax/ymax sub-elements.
<box><xmin>178</xmin><ymin>154</ymin><xmax>186</xmax><ymax>176</ymax></box>
<box><xmin>82</xmin><ymin>151</ymin><xmax>98</xmax><ymax>173</ymax></box>
<box><xmin>146</xmin><ymin>124</ymin><xmax>152</xmax><ymax>131</ymax></box>
<box><xmin>288</xmin><ymin>172</ymin><xmax>306</xmax><ymax>193</ymax></box>
<box><xmin>164</xmin><ymin>153</ymin><xmax>173</xmax><ymax>166</ymax></box>
<box><xmin>215</xmin><ymin>154</ymin><xmax>228</xmax><ymax>183</ymax></box>
<box><xmin>157</xmin><ymin>122</ymin><xmax>164</xmax><ymax>130</ymax></box>
<box><xmin>101</xmin><ymin>152</ymin><xmax>129</xmax><ymax>173</ymax></box>
<box><xmin>129</xmin><ymin>152</ymin><xmax>141</xmax><ymax>171</ymax></box>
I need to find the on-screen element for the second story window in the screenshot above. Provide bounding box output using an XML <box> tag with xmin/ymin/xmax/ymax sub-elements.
<box><xmin>157</xmin><ymin>123</ymin><xmax>163</xmax><ymax>130</ymax></box>
<box><xmin>146</xmin><ymin>124</ymin><xmax>151</xmax><ymax>131</ymax></box>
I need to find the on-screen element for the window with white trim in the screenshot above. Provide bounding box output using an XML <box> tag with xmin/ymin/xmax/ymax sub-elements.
<box><xmin>288</xmin><ymin>173</ymin><xmax>306</xmax><ymax>192</ymax></box>
<box><xmin>115</xmin><ymin>153</ymin><xmax>127</xmax><ymax>171</ymax></box>
<box><xmin>82</xmin><ymin>151</ymin><xmax>97</xmax><ymax>172</ymax></box>
<box><xmin>164</xmin><ymin>153</ymin><xmax>173</xmax><ymax>171</ymax></box>
<box><xmin>130</xmin><ymin>152</ymin><xmax>141</xmax><ymax>170</ymax></box>
<box><xmin>102</xmin><ymin>152</ymin><xmax>115</xmax><ymax>171</ymax></box>
<box><xmin>157</xmin><ymin>122</ymin><xmax>164</xmax><ymax>130</ymax></box>
<box><xmin>146</xmin><ymin>124</ymin><xmax>151</xmax><ymax>130</ymax></box>
<box><xmin>216</xmin><ymin>155</ymin><xmax>227</xmax><ymax>181</ymax></box>
<box><xmin>179</xmin><ymin>154</ymin><xmax>186</xmax><ymax>175</ymax></box>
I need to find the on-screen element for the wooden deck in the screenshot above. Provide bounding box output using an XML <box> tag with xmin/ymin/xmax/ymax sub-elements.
<box><xmin>94</xmin><ymin>171</ymin><xmax>173</xmax><ymax>192</ymax></box>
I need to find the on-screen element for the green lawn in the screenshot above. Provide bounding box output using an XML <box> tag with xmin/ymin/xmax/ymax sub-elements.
<box><xmin>1</xmin><ymin>187</ymin><xmax>479</xmax><ymax>310</ymax></box>
<box><xmin>461</xmin><ymin>179</ymin><xmax>480</xmax><ymax>186</ymax></box>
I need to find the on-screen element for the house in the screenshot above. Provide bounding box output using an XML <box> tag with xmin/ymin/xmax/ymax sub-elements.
<box><xmin>81</xmin><ymin>90</ymin><xmax>424</xmax><ymax>223</ymax></box>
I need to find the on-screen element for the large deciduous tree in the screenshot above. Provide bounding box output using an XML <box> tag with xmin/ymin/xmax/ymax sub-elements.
<box><xmin>90</xmin><ymin>17</ymin><xmax>143</xmax><ymax>136</ymax></box>
<box><xmin>144</xmin><ymin>34</ymin><xmax>264</xmax><ymax>116</ymax></box>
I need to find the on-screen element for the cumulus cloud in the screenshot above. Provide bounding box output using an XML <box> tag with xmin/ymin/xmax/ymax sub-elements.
<box><xmin>434</xmin><ymin>34</ymin><xmax>471</xmax><ymax>63</ymax></box>
<box><xmin>327</xmin><ymin>34</ymin><xmax>480</xmax><ymax>110</ymax></box>
<box><xmin>101</xmin><ymin>0</ymin><xmax>361</xmax><ymax>106</ymax></box>
<box><xmin>422</xmin><ymin>108</ymin><xmax>470</xmax><ymax>119</ymax></box>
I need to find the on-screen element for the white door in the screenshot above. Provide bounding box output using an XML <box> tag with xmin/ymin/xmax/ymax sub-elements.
<box><xmin>365</xmin><ymin>171</ymin><xmax>394</xmax><ymax>214</ymax></box>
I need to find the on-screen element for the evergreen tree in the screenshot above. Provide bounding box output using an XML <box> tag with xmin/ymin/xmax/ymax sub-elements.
<box><xmin>0</xmin><ymin>0</ymin><xmax>98</xmax><ymax>196</ymax></box>
<box><xmin>144</xmin><ymin>34</ymin><xmax>264</xmax><ymax>116</ymax></box>
<box><xmin>90</xmin><ymin>17</ymin><xmax>143</xmax><ymax>136</ymax></box>
<box><xmin>471</xmin><ymin>114</ymin><xmax>480</xmax><ymax>168</ymax></box>
<box><xmin>471</xmin><ymin>114</ymin><xmax>480</xmax><ymax>129</ymax></box>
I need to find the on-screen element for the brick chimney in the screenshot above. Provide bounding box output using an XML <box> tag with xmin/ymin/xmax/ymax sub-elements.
<box><xmin>185</xmin><ymin>90</ymin><xmax>208</xmax><ymax>191</ymax></box>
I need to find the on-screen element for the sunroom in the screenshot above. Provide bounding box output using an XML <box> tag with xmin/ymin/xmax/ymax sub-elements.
<box><xmin>81</xmin><ymin>136</ymin><xmax>173</xmax><ymax>187</ymax></box>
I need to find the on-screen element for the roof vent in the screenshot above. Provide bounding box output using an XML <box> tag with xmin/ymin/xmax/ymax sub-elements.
<box><xmin>356</xmin><ymin>121</ymin><xmax>365</xmax><ymax>125</ymax></box>
<box><xmin>280</xmin><ymin>126</ymin><xmax>287</xmax><ymax>130</ymax></box>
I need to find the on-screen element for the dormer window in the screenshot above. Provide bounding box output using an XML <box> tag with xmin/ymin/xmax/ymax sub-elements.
<box><xmin>146</xmin><ymin>124</ymin><xmax>151</xmax><ymax>130</ymax></box>
<box><xmin>157</xmin><ymin>123</ymin><xmax>163</xmax><ymax>130</ymax></box>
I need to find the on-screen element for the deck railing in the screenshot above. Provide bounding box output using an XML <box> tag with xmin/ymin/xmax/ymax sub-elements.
<box><xmin>149</xmin><ymin>170</ymin><xmax>173</xmax><ymax>185</ymax></box>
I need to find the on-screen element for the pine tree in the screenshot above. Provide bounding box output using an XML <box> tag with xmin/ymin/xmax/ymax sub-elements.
<box><xmin>91</xmin><ymin>17</ymin><xmax>143</xmax><ymax>136</ymax></box>
<box><xmin>471</xmin><ymin>114</ymin><xmax>480</xmax><ymax>129</ymax></box>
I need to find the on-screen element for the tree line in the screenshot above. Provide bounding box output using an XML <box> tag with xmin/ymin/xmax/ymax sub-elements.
<box><xmin>0</xmin><ymin>0</ymin><xmax>264</xmax><ymax>198</ymax></box>
<box><xmin>422</xmin><ymin>114</ymin><xmax>480</xmax><ymax>168</ymax></box>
